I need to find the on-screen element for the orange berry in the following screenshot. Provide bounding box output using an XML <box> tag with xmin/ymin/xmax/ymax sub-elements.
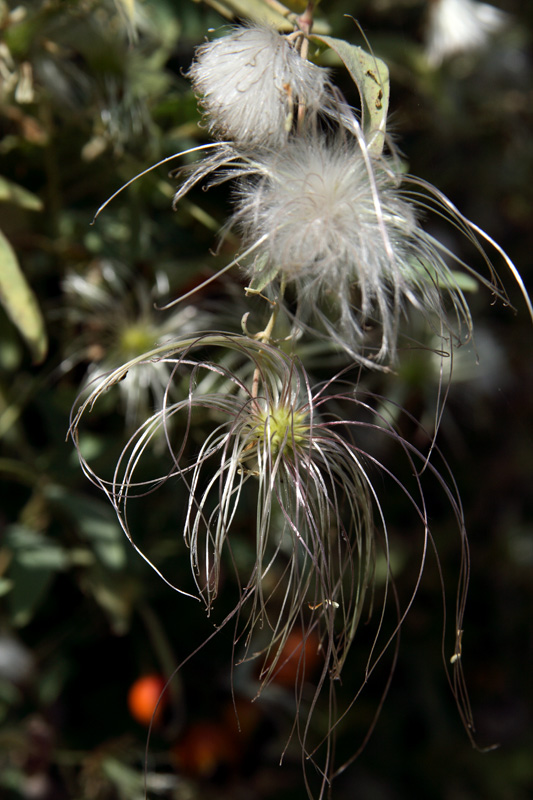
<box><xmin>172</xmin><ymin>721</ymin><xmax>239</xmax><ymax>778</ymax></box>
<box><xmin>267</xmin><ymin>629</ymin><xmax>322</xmax><ymax>687</ymax></box>
<box><xmin>127</xmin><ymin>674</ymin><xmax>167</xmax><ymax>727</ymax></box>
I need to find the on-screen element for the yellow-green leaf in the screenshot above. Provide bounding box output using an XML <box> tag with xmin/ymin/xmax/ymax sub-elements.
<box><xmin>198</xmin><ymin>0</ymin><xmax>330</xmax><ymax>32</ymax></box>
<box><xmin>245</xmin><ymin>253</ymin><xmax>280</xmax><ymax>296</ymax></box>
<box><xmin>0</xmin><ymin>177</ymin><xmax>43</xmax><ymax>211</ymax></box>
<box><xmin>311</xmin><ymin>34</ymin><xmax>389</xmax><ymax>156</ymax></box>
<box><xmin>114</xmin><ymin>0</ymin><xmax>136</xmax><ymax>22</ymax></box>
<box><xmin>0</xmin><ymin>229</ymin><xmax>48</xmax><ymax>363</ymax></box>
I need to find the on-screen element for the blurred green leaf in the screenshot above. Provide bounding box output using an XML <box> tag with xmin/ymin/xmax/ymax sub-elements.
<box><xmin>5</xmin><ymin>526</ymin><xmax>67</xmax><ymax>625</ymax></box>
<box><xmin>115</xmin><ymin>0</ymin><xmax>136</xmax><ymax>25</ymax></box>
<box><xmin>79</xmin><ymin>515</ymin><xmax>127</xmax><ymax>570</ymax></box>
<box><xmin>102</xmin><ymin>756</ymin><xmax>145</xmax><ymax>796</ymax></box>
<box><xmin>0</xmin><ymin>229</ymin><xmax>48</xmax><ymax>364</ymax></box>
<box><xmin>45</xmin><ymin>486</ymin><xmax>128</xmax><ymax>570</ymax></box>
<box><xmin>0</xmin><ymin>177</ymin><xmax>43</xmax><ymax>211</ymax></box>
<box><xmin>198</xmin><ymin>0</ymin><xmax>296</xmax><ymax>29</ymax></box>
<box><xmin>8</xmin><ymin>562</ymin><xmax>56</xmax><ymax>628</ymax></box>
<box><xmin>6</xmin><ymin>525</ymin><xmax>69</xmax><ymax>571</ymax></box>
<box><xmin>198</xmin><ymin>0</ymin><xmax>330</xmax><ymax>31</ymax></box>
<box><xmin>408</xmin><ymin>258</ymin><xmax>480</xmax><ymax>292</ymax></box>
<box><xmin>0</xmin><ymin>765</ymin><xmax>25</xmax><ymax>793</ymax></box>
<box><xmin>0</xmin><ymin>577</ymin><xmax>14</xmax><ymax>597</ymax></box>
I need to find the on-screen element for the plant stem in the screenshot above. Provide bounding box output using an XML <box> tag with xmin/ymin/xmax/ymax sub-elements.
<box><xmin>250</xmin><ymin>278</ymin><xmax>286</xmax><ymax>400</ymax></box>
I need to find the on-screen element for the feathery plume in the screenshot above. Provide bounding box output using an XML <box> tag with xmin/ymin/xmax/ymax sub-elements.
<box><xmin>187</xmin><ymin>23</ymin><xmax>328</xmax><ymax>148</ymax></box>
<box><xmin>233</xmin><ymin>134</ymin><xmax>478</xmax><ymax>364</ymax></box>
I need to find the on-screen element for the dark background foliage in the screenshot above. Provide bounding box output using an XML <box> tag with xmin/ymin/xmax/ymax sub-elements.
<box><xmin>0</xmin><ymin>1</ymin><xmax>531</xmax><ymax>798</ymax></box>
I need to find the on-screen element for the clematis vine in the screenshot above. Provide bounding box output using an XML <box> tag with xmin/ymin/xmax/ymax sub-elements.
<box><xmin>73</xmin><ymin>7</ymin><xmax>532</xmax><ymax>798</ymax></box>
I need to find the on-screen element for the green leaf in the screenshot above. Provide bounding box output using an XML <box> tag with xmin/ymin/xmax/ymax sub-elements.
<box><xmin>5</xmin><ymin>525</ymin><xmax>69</xmax><ymax>571</ymax></box>
<box><xmin>408</xmin><ymin>258</ymin><xmax>480</xmax><ymax>293</ymax></box>
<box><xmin>311</xmin><ymin>34</ymin><xmax>390</xmax><ymax>156</ymax></box>
<box><xmin>199</xmin><ymin>0</ymin><xmax>330</xmax><ymax>32</ymax></box>
<box><xmin>0</xmin><ymin>229</ymin><xmax>48</xmax><ymax>363</ymax></box>
<box><xmin>8</xmin><ymin>561</ymin><xmax>56</xmax><ymax>628</ymax></box>
<box><xmin>45</xmin><ymin>485</ymin><xmax>127</xmax><ymax>570</ymax></box>
<box><xmin>447</xmin><ymin>271</ymin><xmax>479</xmax><ymax>293</ymax></box>
<box><xmin>201</xmin><ymin>0</ymin><xmax>291</xmax><ymax>28</ymax></box>
<box><xmin>102</xmin><ymin>757</ymin><xmax>145</xmax><ymax>794</ymax></box>
<box><xmin>0</xmin><ymin>578</ymin><xmax>14</xmax><ymax>597</ymax></box>
<box><xmin>5</xmin><ymin>525</ymin><xmax>69</xmax><ymax>626</ymax></box>
<box><xmin>245</xmin><ymin>253</ymin><xmax>280</xmax><ymax>297</ymax></box>
<box><xmin>0</xmin><ymin>177</ymin><xmax>43</xmax><ymax>211</ymax></box>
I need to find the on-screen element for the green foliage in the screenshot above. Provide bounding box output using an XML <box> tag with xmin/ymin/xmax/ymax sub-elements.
<box><xmin>311</xmin><ymin>32</ymin><xmax>390</xmax><ymax>154</ymax></box>
<box><xmin>0</xmin><ymin>230</ymin><xmax>47</xmax><ymax>363</ymax></box>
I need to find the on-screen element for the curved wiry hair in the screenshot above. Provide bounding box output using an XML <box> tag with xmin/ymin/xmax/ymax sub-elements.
<box><xmin>69</xmin><ymin>333</ymin><xmax>475</xmax><ymax>798</ymax></box>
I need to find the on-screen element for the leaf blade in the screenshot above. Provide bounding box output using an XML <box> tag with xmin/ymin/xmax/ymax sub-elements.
<box><xmin>0</xmin><ymin>177</ymin><xmax>44</xmax><ymax>211</ymax></box>
<box><xmin>0</xmin><ymin>229</ymin><xmax>48</xmax><ymax>363</ymax></box>
<box><xmin>311</xmin><ymin>33</ymin><xmax>390</xmax><ymax>155</ymax></box>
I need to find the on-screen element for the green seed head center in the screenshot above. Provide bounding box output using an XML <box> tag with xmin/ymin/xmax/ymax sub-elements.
<box><xmin>119</xmin><ymin>322</ymin><xmax>156</xmax><ymax>359</ymax></box>
<box><xmin>255</xmin><ymin>404</ymin><xmax>308</xmax><ymax>456</ymax></box>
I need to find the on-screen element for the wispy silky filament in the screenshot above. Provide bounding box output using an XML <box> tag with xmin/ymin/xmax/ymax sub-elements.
<box><xmin>71</xmin><ymin>331</ymin><xmax>469</xmax><ymax>696</ymax></box>
<box><xmin>70</xmin><ymin>335</ymin><xmax>378</xmax><ymax>674</ymax></box>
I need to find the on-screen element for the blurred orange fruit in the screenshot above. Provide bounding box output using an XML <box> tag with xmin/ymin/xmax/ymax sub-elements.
<box><xmin>172</xmin><ymin>720</ymin><xmax>239</xmax><ymax>778</ymax></box>
<box><xmin>127</xmin><ymin>674</ymin><xmax>167</xmax><ymax>727</ymax></box>
<box><xmin>265</xmin><ymin>629</ymin><xmax>322</xmax><ymax>687</ymax></box>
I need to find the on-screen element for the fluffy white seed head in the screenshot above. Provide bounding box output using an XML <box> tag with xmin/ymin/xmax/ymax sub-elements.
<box><xmin>426</xmin><ymin>0</ymin><xmax>507</xmax><ymax>67</ymax></box>
<box><xmin>236</xmin><ymin>137</ymin><xmax>417</xmax><ymax>286</ymax></box>
<box><xmin>187</xmin><ymin>24</ymin><xmax>328</xmax><ymax>148</ymax></box>
<box><xmin>234</xmin><ymin>136</ymin><xmax>457</xmax><ymax>362</ymax></box>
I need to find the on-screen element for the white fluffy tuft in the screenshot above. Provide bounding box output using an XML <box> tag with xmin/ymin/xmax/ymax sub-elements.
<box><xmin>187</xmin><ymin>24</ymin><xmax>328</xmax><ymax>148</ymax></box>
<box><xmin>233</xmin><ymin>136</ymin><xmax>471</xmax><ymax>362</ymax></box>
<box><xmin>426</xmin><ymin>0</ymin><xmax>507</xmax><ymax>67</ymax></box>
